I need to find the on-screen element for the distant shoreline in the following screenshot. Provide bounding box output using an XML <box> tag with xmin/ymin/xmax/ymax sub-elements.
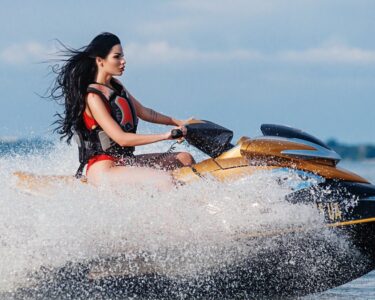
<box><xmin>327</xmin><ymin>139</ymin><xmax>375</xmax><ymax>161</ymax></box>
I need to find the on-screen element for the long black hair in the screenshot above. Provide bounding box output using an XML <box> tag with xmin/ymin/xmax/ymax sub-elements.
<box><xmin>49</xmin><ymin>32</ymin><xmax>121</xmax><ymax>143</ymax></box>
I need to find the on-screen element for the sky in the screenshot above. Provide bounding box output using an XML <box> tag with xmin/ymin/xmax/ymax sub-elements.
<box><xmin>0</xmin><ymin>0</ymin><xmax>374</xmax><ymax>143</ymax></box>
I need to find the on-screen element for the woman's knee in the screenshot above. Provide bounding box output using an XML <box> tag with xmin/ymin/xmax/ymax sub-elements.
<box><xmin>176</xmin><ymin>152</ymin><xmax>195</xmax><ymax>166</ymax></box>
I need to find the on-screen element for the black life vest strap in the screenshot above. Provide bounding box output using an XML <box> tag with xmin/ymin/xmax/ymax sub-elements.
<box><xmin>87</xmin><ymin>85</ymin><xmax>115</xmax><ymax>103</ymax></box>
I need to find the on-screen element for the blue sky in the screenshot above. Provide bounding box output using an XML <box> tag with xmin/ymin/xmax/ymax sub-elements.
<box><xmin>0</xmin><ymin>0</ymin><xmax>374</xmax><ymax>143</ymax></box>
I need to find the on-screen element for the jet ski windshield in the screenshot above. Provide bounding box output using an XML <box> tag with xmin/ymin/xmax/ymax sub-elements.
<box><xmin>185</xmin><ymin>120</ymin><xmax>234</xmax><ymax>157</ymax></box>
<box><xmin>261</xmin><ymin>124</ymin><xmax>331</xmax><ymax>150</ymax></box>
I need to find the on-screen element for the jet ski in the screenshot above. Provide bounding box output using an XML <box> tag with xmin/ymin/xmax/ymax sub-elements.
<box><xmin>170</xmin><ymin>120</ymin><xmax>375</xmax><ymax>256</ymax></box>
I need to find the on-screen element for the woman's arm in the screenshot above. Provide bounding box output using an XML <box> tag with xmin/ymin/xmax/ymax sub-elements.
<box><xmin>87</xmin><ymin>93</ymin><xmax>171</xmax><ymax>147</ymax></box>
<box><xmin>126</xmin><ymin>89</ymin><xmax>185</xmax><ymax>126</ymax></box>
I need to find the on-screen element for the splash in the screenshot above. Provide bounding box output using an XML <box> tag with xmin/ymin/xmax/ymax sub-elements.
<box><xmin>0</xmin><ymin>139</ymin><xmax>370</xmax><ymax>298</ymax></box>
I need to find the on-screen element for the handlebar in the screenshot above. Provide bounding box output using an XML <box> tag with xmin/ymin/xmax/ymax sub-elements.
<box><xmin>171</xmin><ymin>129</ymin><xmax>184</xmax><ymax>139</ymax></box>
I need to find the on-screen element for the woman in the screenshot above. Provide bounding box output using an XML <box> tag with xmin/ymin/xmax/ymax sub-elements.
<box><xmin>51</xmin><ymin>32</ymin><xmax>195</xmax><ymax>188</ymax></box>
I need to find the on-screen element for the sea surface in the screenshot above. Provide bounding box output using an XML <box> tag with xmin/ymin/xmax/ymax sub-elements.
<box><xmin>1</xmin><ymin>137</ymin><xmax>375</xmax><ymax>299</ymax></box>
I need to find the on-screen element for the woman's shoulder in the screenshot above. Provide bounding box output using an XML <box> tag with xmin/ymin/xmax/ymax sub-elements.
<box><xmin>86</xmin><ymin>92</ymin><xmax>111</xmax><ymax>111</ymax></box>
<box><xmin>86</xmin><ymin>91</ymin><xmax>101</xmax><ymax>99</ymax></box>
<box><xmin>85</xmin><ymin>91</ymin><xmax>103</xmax><ymax>106</ymax></box>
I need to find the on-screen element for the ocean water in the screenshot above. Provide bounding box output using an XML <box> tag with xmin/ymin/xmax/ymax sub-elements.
<box><xmin>0</xmin><ymin>137</ymin><xmax>375</xmax><ymax>299</ymax></box>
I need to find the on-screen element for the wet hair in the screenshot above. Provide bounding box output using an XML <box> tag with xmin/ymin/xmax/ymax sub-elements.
<box><xmin>49</xmin><ymin>32</ymin><xmax>121</xmax><ymax>143</ymax></box>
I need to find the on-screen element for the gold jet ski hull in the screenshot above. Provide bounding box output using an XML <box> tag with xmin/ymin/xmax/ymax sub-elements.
<box><xmin>173</xmin><ymin>136</ymin><xmax>368</xmax><ymax>184</ymax></box>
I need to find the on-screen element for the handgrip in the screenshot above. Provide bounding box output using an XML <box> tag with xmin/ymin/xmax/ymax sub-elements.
<box><xmin>171</xmin><ymin>129</ymin><xmax>183</xmax><ymax>139</ymax></box>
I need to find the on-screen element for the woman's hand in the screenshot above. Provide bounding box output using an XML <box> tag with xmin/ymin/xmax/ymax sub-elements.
<box><xmin>164</xmin><ymin>126</ymin><xmax>187</xmax><ymax>141</ymax></box>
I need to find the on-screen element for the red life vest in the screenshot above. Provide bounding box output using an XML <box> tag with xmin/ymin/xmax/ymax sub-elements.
<box><xmin>87</xmin><ymin>80</ymin><xmax>138</xmax><ymax>133</ymax></box>
<box><xmin>74</xmin><ymin>79</ymin><xmax>138</xmax><ymax>177</ymax></box>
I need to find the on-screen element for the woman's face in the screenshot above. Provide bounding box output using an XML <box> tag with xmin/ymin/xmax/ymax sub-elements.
<box><xmin>99</xmin><ymin>44</ymin><xmax>126</xmax><ymax>76</ymax></box>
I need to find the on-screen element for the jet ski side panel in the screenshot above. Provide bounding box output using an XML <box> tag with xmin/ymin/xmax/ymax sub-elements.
<box><xmin>172</xmin><ymin>159</ymin><xmax>222</xmax><ymax>182</ymax></box>
<box><xmin>286</xmin><ymin>181</ymin><xmax>375</xmax><ymax>222</ymax></box>
<box><xmin>210</xmin><ymin>166</ymin><xmax>278</xmax><ymax>182</ymax></box>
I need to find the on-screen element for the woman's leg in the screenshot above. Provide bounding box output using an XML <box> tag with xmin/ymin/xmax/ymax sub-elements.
<box><xmin>127</xmin><ymin>152</ymin><xmax>195</xmax><ymax>170</ymax></box>
<box><xmin>86</xmin><ymin>160</ymin><xmax>173</xmax><ymax>190</ymax></box>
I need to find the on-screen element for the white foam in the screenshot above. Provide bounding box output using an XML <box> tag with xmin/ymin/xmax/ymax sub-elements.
<box><xmin>0</xmin><ymin>138</ymin><xmax>354</xmax><ymax>292</ymax></box>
